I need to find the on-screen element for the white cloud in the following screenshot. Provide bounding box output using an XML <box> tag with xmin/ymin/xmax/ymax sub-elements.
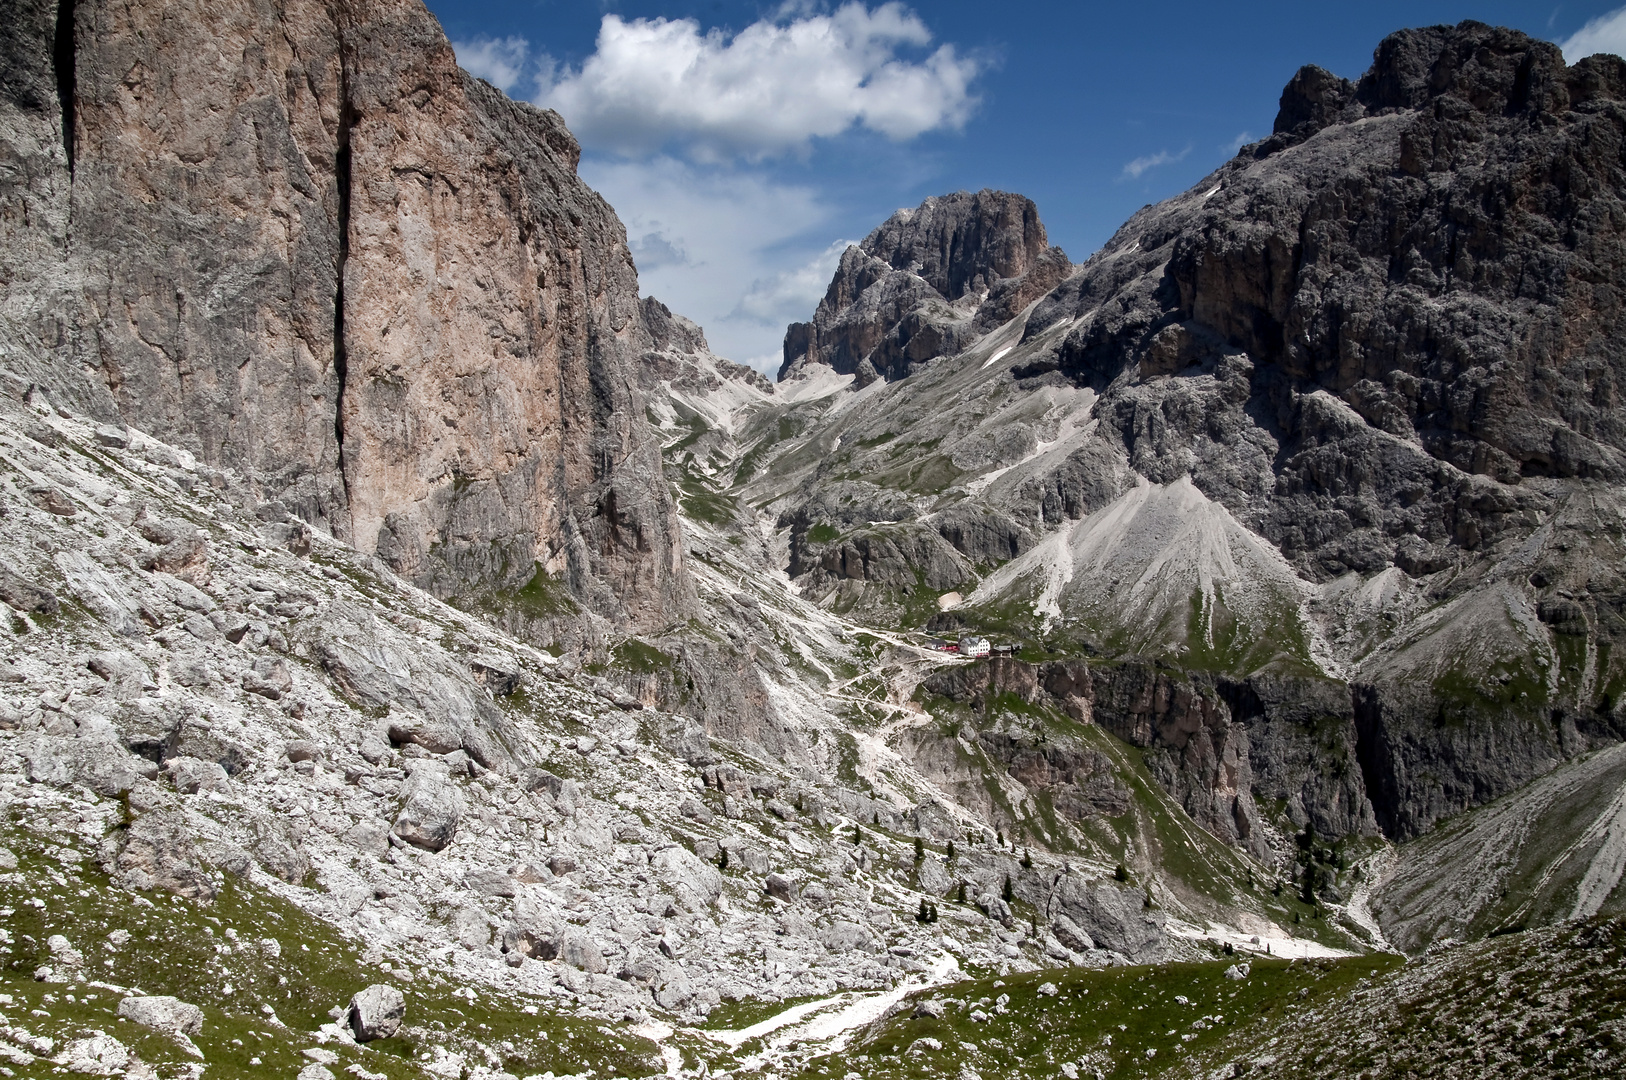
<box><xmin>1225</xmin><ymin>131</ymin><xmax>1255</xmax><ymax>154</ymax></box>
<box><xmin>1561</xmin><ymin>6</ymin><xmax>1626</xmax><ymax>61</ymax></box>
<box><xmin>730</xmin><ymin>240</ymin><xmax>853</xmax><ymax>327</ymax></box>
<box><xmin>582</xmin><ymin>157</ymin><xmax>839</xmax><ymax>375</ymax></box>
<box><xmin>536</xmin><ymin>3</ymin><xmax>982</xmax><ymax>160</ymax></box>
<box><xmin>450</xmin><ymin>35</ymin><xmax>533</xmax><ymax>95</ymax></box>
<box><xmin>1121</xmin><ymin>146</ymin><xmax>1191</xmax><ymax>180</ymax></box>
<box><xmin>451</xmin><ymin>7</ymin><xmax>979</xmax><ymax>379</ymax></box>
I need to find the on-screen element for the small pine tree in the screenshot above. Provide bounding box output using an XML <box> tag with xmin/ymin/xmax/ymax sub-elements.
<box><xmin>996</xmin><ymin>830</ymin><xmax>1005</xmax><ymax>847</ymax></box>
<box><xmin>914</xmin><ymin>836</ymin><xmax>925</xmax><ymax>862</ymax></box>
<box><xmin>927</xmin><ymin>903</ymin><xmax>938</xmax><ymax>924</ymax></box>
<box><xmin>1114</xmin><ymin>863</ymin><xmax>1128</xmax><ymax>883</ymax></box>
<box><xmin>719</xmin><ymin>847</ymin><xmax>729</xmax><ymax>870</ymax></box>
<box><xmin>956</xmin><ymin>881</ymin><xmax>967</xmax><ymax>904</ymax></box>
<box><xmin>1029</xmin><ymin>916</ymin><xmax>1038</xmax><ymax>938</ymax></box>
<box><xmin>1002</xmin><ymin>874</ymin><xmax>1014</xmax><ymax>903</ymax></box>
<box><xmin>1223</xmin><ymin>941</ymin><xmax>1234</xmax><ymax>956</ymax></box>
<box><xmin>917</xmin><ymin>898</ymin><xmax>931</xmax><ymax>924</ymax></box>
<box><xmin>946</xmin><ymin>839</ymin><xmax>956</xmax><ymax>862</ymax></box>
<box><xmin>853</xmin><ymin>825</ymin><xmax>862</xmax><ymax>845</ymax></box>
<box><xmin>1020</xmin><ymin>848</ymin><xmax>1032</xmax><ymax>869</ymax></box>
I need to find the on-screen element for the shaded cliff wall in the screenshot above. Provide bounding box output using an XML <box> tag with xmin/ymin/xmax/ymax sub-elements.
<box><xmin>924</xmin><ymin>656</ymin><xmax>1380</xmax><ymax>861</ymax></box>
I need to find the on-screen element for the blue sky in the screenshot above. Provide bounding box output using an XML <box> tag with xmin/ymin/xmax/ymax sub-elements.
<box><xmin>425</xmin><ymin>0</ymin><xmax>1626</xmax><ymax>375</ymax></box>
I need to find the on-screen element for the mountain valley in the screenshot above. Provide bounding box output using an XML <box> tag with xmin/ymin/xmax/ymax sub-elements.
<box><xmin>1</xmin><ymin>2</ymin><xmax>1625</xmax><ymax>1077</ymax></box>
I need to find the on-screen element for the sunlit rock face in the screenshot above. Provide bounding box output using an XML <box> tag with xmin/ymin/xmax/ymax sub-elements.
<box><xmin>1</xmin><ymin>0</ymin><xmax>693</xmax><ymax>635</ymax></box>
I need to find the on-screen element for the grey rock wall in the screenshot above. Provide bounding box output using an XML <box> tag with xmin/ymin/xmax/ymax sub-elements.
<box><xmin>781</xmin><ymin>189</ymin><xmax>1072</xmax><ymax>383</ymax></box>
<box><xmin>0</xmin><ymin>0</ymin><xmax>693</xmax><ymax>638</ymax></box>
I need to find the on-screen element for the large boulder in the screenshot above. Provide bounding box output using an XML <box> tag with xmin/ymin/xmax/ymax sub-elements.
<box><xmin>102</xmin><ymin>809</ymin><xmax>216</xmax><ymax>900</ymax></box>
<box><xmin>392</xmin><ymin>761</ymin><xmax>463</xmax><ymax>852</ymax></box>
<box><xmin>346</xmin><ymin>984</ymin><xmax>406</xmax><ymax>1042</ymax></box>
<box><xmin>1051</xmin><ymin>876</ymin><xmax>1164</xmax><ymax>964</ymax></box>
<box><xmin>820</xmin><ymin>920</ymin><xmax>878</xmax><ymax>954</ymax></box>
<box><xmin>649</xmin><ymin>844</ymin><xmax>723</xmax><ymax>910</ymax></box>
<box><xmin>118</xmin><ymin>995</ymin><xmax>204</xmax><ymax>1035</ymax></box>
<box><xmin>556</xmin><ymin>927</ymin><xmax>607</xmax><ymax>973</ymax></box>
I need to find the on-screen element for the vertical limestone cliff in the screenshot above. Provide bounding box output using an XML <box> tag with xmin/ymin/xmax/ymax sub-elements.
<box><xmin>0</xmin><ymin>0</ymin><xmax>693</xmax><ymax>636</ymax></box>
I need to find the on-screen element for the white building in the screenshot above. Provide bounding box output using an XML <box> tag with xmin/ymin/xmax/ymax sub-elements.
<box><xmin>958</xmin><ymin>635</ymin><xmax>991</xmax><ymax>658</ymax></box>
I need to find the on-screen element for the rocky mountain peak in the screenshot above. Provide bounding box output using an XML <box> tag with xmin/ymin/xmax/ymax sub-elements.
<box><xmin>1273</xmin><ymin>20</ymin><xmax>1624</xmax><ymax>142</ymax></box>
<box><xmin>862</xmin><ymin>190</ymin><xmax>1058</xmax><ymax>304</ymax></box>
<box><xmin>780</xmin><ymin>189</ymin><xmax>1071</xmax><ymax>384</ymax></box>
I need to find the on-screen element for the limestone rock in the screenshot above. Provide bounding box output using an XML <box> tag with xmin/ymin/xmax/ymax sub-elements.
<box><xmin>54</xmin><ymin>1033</ymin><xmax>129</xmax><ymax>1075</ymax></box>
<box><xmin>2</xmin><ymin>0</ymin><xmax>693</xmax><ymax>640</ymax></box>
<box><xmin>162</xmin><ymin>756</ymin><xmax>229</xmax><ymax>795</ymax></box>
<box><xmin>104</xmin><ymin>810</ymin><xmax>216</xmax><ymax>900</ymax></box>
<box><xmin>117</xmin><ymin>995</ymin><xmax>204</xmax><ymax>1035</ymax></box>
<box><xmin>649</xmin><ymin>844</ymin><xmax>723</xmax><ymax>910</ymax></box>
<box><xmin>764</xmin><ymin>872</ymin><xmax>797</xmax><ymax>902</ymax></box>
<box><xmin>346</xmin><ymin>984</ymin><xmax>406</xmax><ymax>1042</ymax></box>
<box><xmin>0</xmin><ymin>566</ymin><xmax>59</xmax><ymax>614</ymax></box>
<box><xmin>556</xmin><ymin>926</ymin><xmax>606</xmax><ymax>973</ymax></box>
<box><xmin>820</xmin><ymin>920</ymin><xmax>877</xmax><ymax>953</ymax></box>
<box><xmin>782</xmin><ymin>190</ymin><xmax>1072</xmax><ymax>382</ymax></box>
<box><xmin>1050</xmin><ymin>913</ymin><xmax>1096</xmax><ymax>954</ymax></box>
<box><xmin>392</xmin><ymin>761</ymin><xmax>463</xmax><ymax>852</ymax></box>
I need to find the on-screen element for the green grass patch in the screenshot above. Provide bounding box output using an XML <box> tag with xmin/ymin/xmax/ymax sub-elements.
<box><xmin>0</xmin><ymin>820</ymin><xmax>662</xmax><ymax>1079</ymax></box>
<box><xmin>787</xmin><ymin>953</ymin><xmax>1401</xmax><ymax>1080</ymax></box>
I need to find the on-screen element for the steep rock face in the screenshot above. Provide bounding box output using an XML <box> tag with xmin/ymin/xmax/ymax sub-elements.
<box><xmin>1022</xmin><ymin>22</ymin><xmax>1626</xmax><ymax>584</ymax></box>
<box><xmin>637</xmin><ymin>297</ymin><xmax>772</xmax><ymax>398</ymax></box>
<box><xmin>0</xmin><ymin>0</ymin><xmax>692</xmax><ymax>635</ymax></box>
<box><xmin>0</xmin><ymin>0</ymin><xmax>86</xmax><ymax>411</ymax></box>
<box><xmin>781</xmin><ymin>190</ymin><xmax>1071</xmax><ymax>383</ymax></box>
<box><xmin>923</xmin><ymin>658</ymin><xmax>1274</xmax><ymax>862</ymax></box>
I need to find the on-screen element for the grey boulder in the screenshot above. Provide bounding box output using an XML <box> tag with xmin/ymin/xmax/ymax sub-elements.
<box><xmin>392</xmin><ymin>762</ymin><xmax>463</xmax><ymax>851</ymax></box>
<box><xmin>346</xmin><ymin>984</ymin><xmax>406</xmax><ymax>1041</ymax></box>
<box><xmin>118</xmin><ymin>995</ymin><xmax>204</xmax><ymax>1035</ymax></box>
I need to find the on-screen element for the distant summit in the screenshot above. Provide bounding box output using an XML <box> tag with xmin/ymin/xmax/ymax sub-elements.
<box><xmin>780</xmin><ymin>189</ymin><xmax>1071</xmax><ymax>384</ymax></box>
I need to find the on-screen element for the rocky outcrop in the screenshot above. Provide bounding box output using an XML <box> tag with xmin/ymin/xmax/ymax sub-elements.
<box><xmin>0</xmin><ymin>0</ymin><xmax>693</xmax><ymax>638</ymax></box>
<box><xmin>923</xmin><ymin>654</ymin><xmax>1393</xmax><ymax>860</ymax></box>
<box><xmin>781</xmin><ymin>190</ymin><xmax>1071</xmax><ymax>383</ymax></box>
<box><xmin>1219</xmin><ymin>672</ymin><xmax>1377</xmax><ymax>841</ymax></box>
<box><xmin>924</xmin><ymin>658</ymin><xmax>1272</xmax><ymax>861</ymax></box>
<box><xmin>1020</xmin><ymin>23</ymin><xmax>1626</xmax><ymax>585</ymax></box>
<box><xmin>346</xmin><ymin>984</ymin><xmax>406</xmax><ymax>1041</ymax></box>
<box><xmin>638</xmin><ymin>297</ymin><xmax>772</xmax><ymax>397</ymax></box>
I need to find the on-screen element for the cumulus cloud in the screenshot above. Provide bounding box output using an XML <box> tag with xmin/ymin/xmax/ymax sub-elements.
<box><xmin>450</xmin><ymin>35</ymin><xmax>534</xmax><ymax>95</ymax></box>
<box><xmin>582</xmin><ymin>157</ymin><xmax>837</xmax><ymax>374</ymax></box>
<box><xmin>730</xmin><ymin>240</ymin><xmax>853</xmax><ymax>327</ymax></box>
<box><xmin>1561</xmin><ymin>6</ymin><xmax>1626</xmax><ymax>62</ymax></box>
<box><xmin>1121</xmin><ymin>146</ymin><xmax>1191</xmax><ymax>180</ymax></box>
<box><xmin>536</xmin><ymin>3</ymin><xmax>982</xmax><ymax>159</ymax></box>
<box><xmin>450</xmin><ymin>7</ymin><xmax>978</xmax><ymax>377</ymax></box>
